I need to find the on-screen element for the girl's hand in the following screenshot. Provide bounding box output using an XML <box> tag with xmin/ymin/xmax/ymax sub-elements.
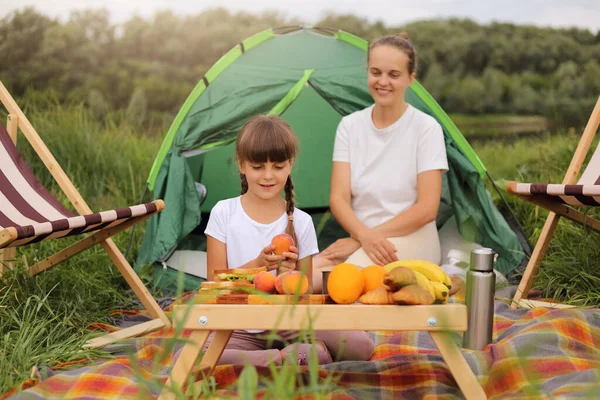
<box><xmin>358</xmin><ymin>230</ymin><xmax>398</xmax><ymax>266</ymax></box>
<box><xmin>256</xmin><ymin>244</ymin><xmax>283</xmax><ymax>271</ymax></box>
<box><xmin>278</xmin><ymin>245</ymin><xmax>299</xmax><ymax>272</ymax></box>
<box><xmin>320</xmin><ymin>238</ymin><xmax>361</xmax><ymax>262</ymax></box>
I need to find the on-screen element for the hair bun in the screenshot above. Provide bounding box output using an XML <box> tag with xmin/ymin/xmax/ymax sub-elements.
<box><xmin>395</xmin><ymin>32</ymin><xmax>410</xmax><ymax>40</ymax></box>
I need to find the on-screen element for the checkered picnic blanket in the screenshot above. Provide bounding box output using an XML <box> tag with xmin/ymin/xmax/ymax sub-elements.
<box><xmin>4</xmin><ymin>298</ymin><xmax>600</xmax><ymax>399</ymax></box>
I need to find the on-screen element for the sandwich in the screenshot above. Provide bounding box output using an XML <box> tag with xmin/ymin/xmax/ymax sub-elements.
<box><xmin>213</xmin><ymin>266</ymin><xmax>267</xmax><ymax>284</ymax></box>
<box><xmin>200</xmin><ymin>266</ymin><xmax>268</xmax><ymax>293</ymax></box>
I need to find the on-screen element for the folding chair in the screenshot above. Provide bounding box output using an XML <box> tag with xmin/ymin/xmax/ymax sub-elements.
<box><xmin>507</xmin><ymin>95</ymin><xmax>600</xmax><ymax>309</ymax></box>
<box><xmin>0</xmin><ymin>81</ymin><xmax>171</xmax><ymax>347</ymax></box>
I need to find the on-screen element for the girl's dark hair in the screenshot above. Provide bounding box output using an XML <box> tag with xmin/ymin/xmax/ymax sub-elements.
<box><xmin>236</xmin><ymin>115</ymin><xmax>299</xmax><ymax>247</ymax></box>
<box><xmin>368</xmin><ymin>32</ymin><xmax>417</xmax><ymax>75</ymax></box>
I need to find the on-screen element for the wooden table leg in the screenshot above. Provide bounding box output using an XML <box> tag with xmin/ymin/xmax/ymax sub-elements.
<box><xmin>188</xmin><ymin>330</ymin><xmax>234</xmax><ymax>396</ymax></box>
<box><xmin>158</xmin><ymin>330</ymin><xmax>211</xmax><ymax>400</ymax></box>
<box><xmin>429</xmin><ymin>332</ymin><xmax>487</xmax><ymax>400</ymax></box>
<box><xmin>199</xmin><ymin>330</ymin><xmax>233</xmax><ymax>376</ymax></box>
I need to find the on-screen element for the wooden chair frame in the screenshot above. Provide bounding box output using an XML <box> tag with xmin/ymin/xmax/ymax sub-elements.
<box><xmin>0</xmin><ymin>81</ymin><xmax>171</xmax><ymax>347</ymax></box>
<box><xmin>509</xmin><ymin>95</ymin><xmax>600</xmax><ymax>309</ymax></box>
<box><xmin>158</xmin><ymin>303</ymin><xmax>487</xmax><ymax>400</ymax></box>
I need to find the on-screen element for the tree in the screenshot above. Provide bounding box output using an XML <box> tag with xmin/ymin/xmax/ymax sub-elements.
<box><xmin>445</xmin><ymin>77</ymin><xmax>486</xmax><ymax>114</ymax></box>
<box><xmin>513</xmin><ymin>84</ymin><xmax>544</xmax><ymax>114</ymax></box>
<box><xmin>581</xmin><ymin>61</ymin><xmax>600</xmax><ymax>96</ymax></box>
<box><xmin>482</xmin><ymin>67</ymin><xmax>507</xmax><ymax>113</ymax></box>
<box><xmin>421</xmin><ymin>63</ymin><xmax>446</xmax><ymax>101</ymax></box>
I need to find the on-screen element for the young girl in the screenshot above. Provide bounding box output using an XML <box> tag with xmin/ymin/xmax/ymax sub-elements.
<box><xmin>204</xmin><ymin>115</ymin><xmax>374</xmax><ymax>367</ymax></box>
<box><xmin>313</xmin><ymin>32</ymin><xmax>449</xmax><ymax>292</ymax></box>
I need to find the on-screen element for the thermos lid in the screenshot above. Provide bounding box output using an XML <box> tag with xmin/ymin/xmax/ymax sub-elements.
<box><xmin>470</xmin><ymin>248</ymin><xmax>495</xmax><ymax>272</ymax></box>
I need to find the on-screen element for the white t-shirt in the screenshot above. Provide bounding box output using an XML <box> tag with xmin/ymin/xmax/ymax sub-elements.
<box><xmin>333</xmin><ymin>104</ymin><xmax>448</xmax><ymax>229</ymax></box>
<box><xmin>205</xmin><ymin>196</ymin><xmax>319</xmax><ymax>334</ymax></box>
<box><xmin>204</xmin><ymin>196</ymin><xmax>320</xmax><ymax>271</ymax></box>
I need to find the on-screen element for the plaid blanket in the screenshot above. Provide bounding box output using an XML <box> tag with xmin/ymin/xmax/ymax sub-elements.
<box><xmin>5</xmin><ymin>297</ymin><xmax>600</xmax><ymax>399</ymax></box>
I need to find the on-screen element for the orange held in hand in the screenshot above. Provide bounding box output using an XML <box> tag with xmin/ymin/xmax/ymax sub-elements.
<box><xmin>271</xmin><ymin>233</ymin><xmax>294</xmax><ymax>255</ymax></box>
<box><xmin>361</xmin><ymin>265</ymin><xmax>387</xmax><ymax>294</ymax></box>
<box><xmin>327</xmin><ymin>263</ymin><xmax>365</xmax><ymax>304</ymax></box>
<box><xmin>254</xmin><ymin>271</ymin><xmax>276</xmax><ymax>293</ymax></box>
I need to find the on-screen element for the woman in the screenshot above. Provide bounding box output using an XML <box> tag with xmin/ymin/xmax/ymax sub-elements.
<box><xmin>313</xmin><ymin>33</ymin><xmax>448</xmax><ymax>292</ymax></box>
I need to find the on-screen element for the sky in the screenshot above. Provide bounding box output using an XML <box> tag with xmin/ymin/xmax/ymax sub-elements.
<box><xmin>1</xmin><ymin>0</ymin><xmax>599</xmax><ymax>32</ymax></box>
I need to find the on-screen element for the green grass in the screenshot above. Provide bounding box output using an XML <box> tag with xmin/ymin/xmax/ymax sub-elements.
<box><xmin>1</xmin><ymin>103</ymin><xmax>599</xmax><ymax>397</ymax></box>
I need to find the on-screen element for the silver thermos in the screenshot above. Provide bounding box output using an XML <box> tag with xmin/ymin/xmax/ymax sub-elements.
<box><xmin>463</xmin><ymin>248</ymin><xmax>496</xmax><ymax>350</ymax></box>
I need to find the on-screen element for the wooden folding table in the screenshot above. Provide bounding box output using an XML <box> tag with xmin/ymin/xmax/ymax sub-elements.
<box><xmin>158</xmin><ymin>294</ymin><xmax>487</xmax><ymax>400</ymax></box>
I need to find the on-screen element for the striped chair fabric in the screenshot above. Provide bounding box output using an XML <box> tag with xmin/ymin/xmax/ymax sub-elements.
<box><xmin>507</xmin><ymin>142</ymin><xmax>600</xmax><ymax>207</ymax></box>
<box><xmin>0</xmin><ymin>122</ymin><xmax>158</xmax><ymax>249</ymax></box>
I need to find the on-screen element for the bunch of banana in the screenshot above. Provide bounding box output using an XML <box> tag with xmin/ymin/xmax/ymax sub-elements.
<box><xmin>383</xmin><ymin>260</ymin><xmax>452</xmax><ymax>288</ymax></box>
<box><xmin>379</xmin><ymin>261</ymin><xmax>453</xmax><ymax>304</ymax></box>
<box><xmin>359</xmin><ymin>265</ymin><xmax>451</xmax><ymax>305</ymax></box>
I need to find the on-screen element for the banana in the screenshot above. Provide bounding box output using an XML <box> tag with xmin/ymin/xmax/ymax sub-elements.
<box><xmin>412</xmin><ymin>271</ymin><xmax>436</xmax><ymax>300</ymax></box>
<box><xmin>431</xmin><ymin>281</ymin><xmax>449</xmax><ymax>304</ymax></box>
<box><xmin>384</xmin><ymin>260</ymin><xmax>452</xmax><ymax>288</ymax></box>
<box><xmin>383</xmin><ymin>266</ymin><xmax>417</xmax><ymax>291</ymax></box>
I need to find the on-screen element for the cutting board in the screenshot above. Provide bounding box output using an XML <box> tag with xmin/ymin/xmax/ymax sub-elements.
<box><xmin>187</xmin><ymin>293</ymin><xmax>335</xmax><ymax>305</ymax></box>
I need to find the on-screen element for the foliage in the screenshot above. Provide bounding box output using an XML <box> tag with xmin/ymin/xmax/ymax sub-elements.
<box><xmin>1</xmin><ymin>7</ymin><xmax>600</xmax><ymax>132</ymax></box>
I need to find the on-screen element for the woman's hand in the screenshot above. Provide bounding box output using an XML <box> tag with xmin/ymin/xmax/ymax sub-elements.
<box><xmin>357</xmin><ymin>230</ymin><xmax>398</xmax><ymax>266</ymax></box>
<box><xmin>320</xmin><ymin>237</ymin><xmax>361</xmax><ymax>263</ymax></box>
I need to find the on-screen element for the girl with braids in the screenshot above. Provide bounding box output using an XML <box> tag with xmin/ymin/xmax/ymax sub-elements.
<box><xmin>204</xmin><ymin>114</ymin><xmax>374</xmax><ymax>367</ymax></box>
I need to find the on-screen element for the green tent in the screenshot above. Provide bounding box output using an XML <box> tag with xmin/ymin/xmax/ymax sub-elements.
<box><xmin>135</xmin><ymin>26</ymin><xmax>526</xmax><ymax>291</ymax></box>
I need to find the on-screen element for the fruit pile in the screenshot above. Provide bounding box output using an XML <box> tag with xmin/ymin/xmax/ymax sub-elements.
<box><xmin>327</xmin><ymin>261</ymin><xmax>461</xmax><ymax>305</ymax></box>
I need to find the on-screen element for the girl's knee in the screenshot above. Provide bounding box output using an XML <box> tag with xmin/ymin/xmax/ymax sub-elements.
<box><xmin>322</xmin><ymin>331</ymin><xmax>375</xmax><ymax>362</ymax></box>
<box><xmin>351</xmin><ymin>334</ymin><xmax>375</xmax><ymax>361</ymax></box>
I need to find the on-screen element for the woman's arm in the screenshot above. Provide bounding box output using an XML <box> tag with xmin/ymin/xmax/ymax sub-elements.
<box><xmin>325</xmin><ymin>162</ymin><xmax>394</xmax><ymax>264</ymax></box>
<box><xmin>206</xmin><ymin>236</ymin><xmax>228</xmax><ymax>281</ymax></box>
<box><xmin>329</xmin><ymin>161</ymin><xmax>369</xmax><ymax>239</ymax></box>
<box><xmin>372</xmin><ymin>169</ymin><xmax>443</xmax><ymax>237</ymax></box>
<box><xmin>328</xmin><ymin>165</ymin><xmax>442</xmax><ymax>266</ymax></box>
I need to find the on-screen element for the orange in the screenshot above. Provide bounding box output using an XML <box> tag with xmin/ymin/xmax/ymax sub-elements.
<box><xmin>361</xmin><ymin>265</ymin><xmax>387</xmax><ymax>294</ymax></box>
<box><xmin>327</xmin><ymin>263</ymin><xmax>365</xmax><ymax>304</ymax></box>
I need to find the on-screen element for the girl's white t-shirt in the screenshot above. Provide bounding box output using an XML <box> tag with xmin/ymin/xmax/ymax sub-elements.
<box><xmin>332</xmin><ymin>104</ymin><xmax>449</xmax><ymax>229</ymax></box>
<box><xmin>204</xmin><ymin>196</ymin><xmax>320</xmax><ymax>271</ymax></box>
<box><xmin>204</xmin><ymin>196</ymin><xmax>319</xmax><ymax>334</ymax></box>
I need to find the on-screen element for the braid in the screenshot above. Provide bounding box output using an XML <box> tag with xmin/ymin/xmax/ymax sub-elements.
<box><xmin>284</xmin><ymin>176</ymin><xmax>298</xmax><ymax>250</ymax></box>
<box><xmin>240</xmin><ymin>173</ymin><xmax>248</xmax><ymax>195</ymax></box>
<box><xmin>284</xmin><ymin>176</ymin><xmax>295</xmax><ymax>216</ymax></box>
